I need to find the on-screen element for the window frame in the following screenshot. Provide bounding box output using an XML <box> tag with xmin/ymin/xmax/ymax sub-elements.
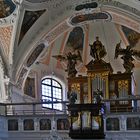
<box><xmin>41</xmin><ymin>78</ymin><xmax>63</xmax><ymax>110</ymax></box>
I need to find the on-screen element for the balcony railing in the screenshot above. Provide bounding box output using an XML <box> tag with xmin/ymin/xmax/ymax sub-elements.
<box><xmin>0</xmin><ymin>97</ymin><xmax>140</xmax><ymax>116</ymax></box>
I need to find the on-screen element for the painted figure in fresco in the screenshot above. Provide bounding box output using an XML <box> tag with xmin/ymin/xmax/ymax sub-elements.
<box><xmin>40</xmin><ymin>119</ymin><xmax>51</xmax><ymax>130</ymax></box>
<box><xmin>114</xmin><ymin>41</ymin><xmax>140</xmax><ymax>73</ymax></box>
<box><xmin>0</xmin><ymin>0</ymin><xmax>15</xmax><ymax>18</ymax></box>
<box><xmin>90</xmin><ymin>36</ymin><xmax>107</xmax><ymax>60</ymax></box>
<box><xmin>24</xmin><ymin>77</ymin><xmax>35</xmax><ymax>98</ymax></box>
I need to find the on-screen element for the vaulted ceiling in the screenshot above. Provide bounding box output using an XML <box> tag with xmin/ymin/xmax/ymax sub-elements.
<box><xmin>0</xmin><ymin>0</ymin><xmax>140</xmax><ymax>92</ymax></box>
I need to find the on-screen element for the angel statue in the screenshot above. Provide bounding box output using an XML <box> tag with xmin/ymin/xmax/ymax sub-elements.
<box><xmin>92</xmin><ymin>89</ymin><xmax>103</xmax><ymax>104</ymax></box>
<box><xmin>68</xmin><ymin>90</ymin><xmax>77</xmax><ymax>104</ymax></box>
<box><xmin>114</xmin><ymin>41</ymin><xmax>140</xmax><ymax>73</ymax></box>
<box><xmin>53</xmin><ymin>50</ymin><xmax>82</xmax><ymax>77</ymax></box>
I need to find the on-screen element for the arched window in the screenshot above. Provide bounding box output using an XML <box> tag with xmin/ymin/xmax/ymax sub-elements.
<box><xmin>41</xmin><ymin>78</ymin><xmax>62</xmax><ymax>110</ymax></box>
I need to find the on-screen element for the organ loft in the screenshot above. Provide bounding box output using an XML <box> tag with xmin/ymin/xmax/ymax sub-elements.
<box><xmin>66</xmin><ymin>37</ymin><xmax>139</xmax><ymax>139</ymax></box>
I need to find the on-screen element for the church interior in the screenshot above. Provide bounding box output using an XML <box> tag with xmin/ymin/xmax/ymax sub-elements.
<box><xmin>0</xmin><ymin>0</ymin><xmax>140</xmax><ymax>140</ymax></box>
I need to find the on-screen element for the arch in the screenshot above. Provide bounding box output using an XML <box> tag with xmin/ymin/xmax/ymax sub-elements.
<box><xmin>13</xmin><ymin>2</ymin><xmax>140</xmax><ymax>87</ymax></box>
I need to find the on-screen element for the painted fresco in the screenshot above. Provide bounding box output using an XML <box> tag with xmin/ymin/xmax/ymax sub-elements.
<box><xmin>70</xmin><ymin>12</ymin><xmax>112</xmax><ymax>25</ymax></box>
<box><xmin>65</xmin><ymin>27</ymin><xmax>84</xmax><ymax>54</ymax></box>
<box><xmin>27</xmin><ymin>43</ymin><xmax>45</xmax><ymax>67</ymax></box>
<box><xmin>106</xmin><ymin>118</ymin><xmax>120</xmax><ymax>131</ymax></box>
<box><xmin>8</xmin><ymin>119</ymin><xmax>18</xmax><ymax>131</ymax></box>
<box><xmin>57</xmin><ymin>119</ymin><xmax>70</xmax><ymax>130</ymax></box>
<box><xmin>127</xmin><ymin>117</ymin><xmax>140</xmax><ymax>130</ymax></box>
<box><xmin>75</xmin><ymin>2</ymin><xmax>98</xmax><ymax>11</ymax></box>
<box><xmin>19</xmin><ymin>10</ymin><xmax>46</xmax><ymax>43</ymax></box>
<box><xmin>24</xmin><ymin>119</ymin><xmax>34</xmax><ymax>130</ymax></box>
<box><xmin>24</xmin><ymin>77</ymin><xmax>35</xmax><ymax>98</ymax></box>
<box><xmin>54</xmin><ymin>26</ymin><xmax>84</xmax><ymax>76</ymax></box>
<box><xmin>53</xmin><ymin>27</ymin><xmax>84</xmax><ymax>74</ymax></box>
<box><xmin>0</xmin><ymin>0</ymin><xmax>16</xmax><ymax>18</ymax></box>
<box><xmin>121</xmin><ymin>26</ymin><xmax>140</xmax><ymax>47</ymax></box>
<box><xmin>40</xmin><ymin>119</ymin><xmax>51</xmax><ymax>130</ymax></box>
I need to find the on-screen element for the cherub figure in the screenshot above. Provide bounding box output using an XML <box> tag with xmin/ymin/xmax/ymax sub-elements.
<box><xmin>114</xmin><ymin>41</ymin><xmax>140</xmax><ymax>73</ymax></box>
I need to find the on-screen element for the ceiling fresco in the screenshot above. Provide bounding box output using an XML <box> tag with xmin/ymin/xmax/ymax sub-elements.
<box><xmin>121</xmin><ymin>26</ymin><xmax>140</xmax><ymax>47</ymax></box>
<box><xmin>27</xmin><ymin>43</ymin><xmax>45</xmax><ymax>67</ymax></box>
<box><xmin>44</xmin><ymin>27</ymin><xmax>85</xmax><ymax>77</ymax></box>
<box><xmin>0</xmin><ymin>0</ymin><xmax>16</xmax><ymax>18</ymax></box>
<box><xmin>65</xmin><ymin>27</ymin><xmax>84</xmax><ymax>52</ymax></box>
<box><xmin>70</xmin><ymin>12</ymin><xmax>112</xmax><ymax>25</ymax></box>
<box><xmin>19</xmin><ymin>10</ymin><xmax>46</xmax><ymax>44</ymax></box>
<box><xmin>59</xmin><ymin>27</ymin><xmax>84</xmax><ymax>70</ymax></box>
<box><xmin>75</xmin><ymin>2</ymin><xmax>98</xmax><ymax>11</ymax></box>
<box><xmin>0</xmin><ymin>0</ymin><xmax>139</xmax><ymax>89</ymax></box>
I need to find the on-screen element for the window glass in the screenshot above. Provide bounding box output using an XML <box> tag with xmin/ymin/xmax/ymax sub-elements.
<box><xmin>42</xmin><ymin>78</ymin><xmax>62</xmax><ymax>110</ymax></box>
